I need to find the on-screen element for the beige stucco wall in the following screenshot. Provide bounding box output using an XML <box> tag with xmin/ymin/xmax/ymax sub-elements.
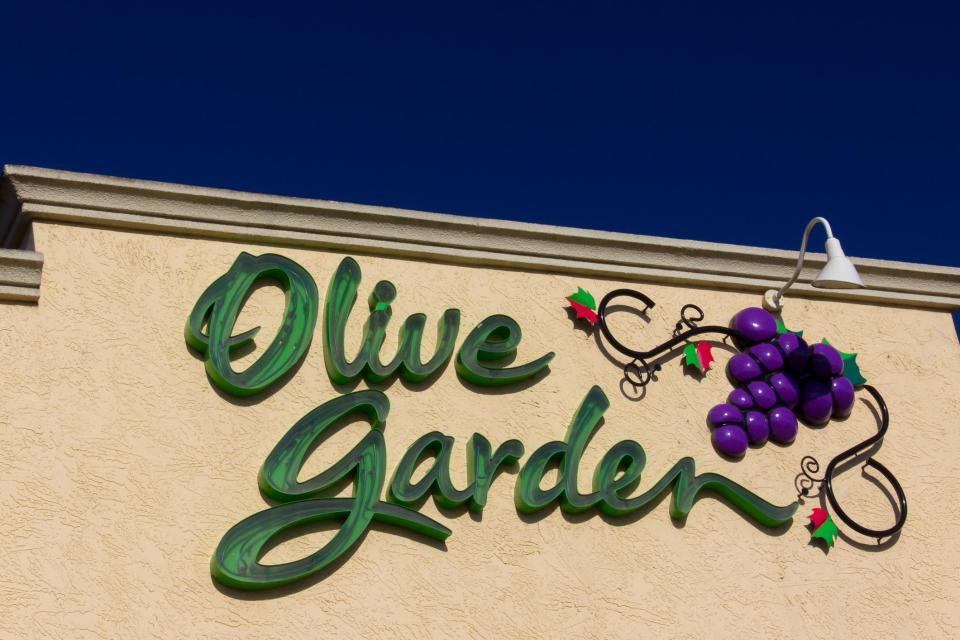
<box><xmin>1</xmin><ymin>221</ymin><xmax>958</xmax><ymax>639</ymax></box>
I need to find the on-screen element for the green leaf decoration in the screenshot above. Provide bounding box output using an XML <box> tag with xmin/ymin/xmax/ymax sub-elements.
<box><xmin>812</xmin><ymin>516</ymin><xmax>839</xmax><ymax>548</ymax></box>
<box><xmin>775</xmin><ymin>316</ymin><xmax>804</xmax><ymax>337</ymax></box>
<box><xmin>567</xmin><ymin>287</ymin><xmax>596</xmax><ymax>311</ymax></box>
<box><xmin>681</xmin><ymin>342</ymin><xmax>714</xmax><ymax>373</ymax></box>
<box><xmin>822</xmin><ymin>339</ymin><xmax>867</xmax><ymax>386</ymax></box>
<box><xmin>840</xmin><ymin>351</ymin><xmax>866</xmax><ymax>386</ymax></box>
<box><xmin>682</xmin><ymin>343</ymin><xmax>701</xmax><ymax>371</ymax></box>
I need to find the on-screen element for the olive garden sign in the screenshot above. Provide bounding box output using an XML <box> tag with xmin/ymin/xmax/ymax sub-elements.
<box><xmin>186</xmin><ymin>253</ymin><xmax>803</xmax><ymax>591</ymax></box>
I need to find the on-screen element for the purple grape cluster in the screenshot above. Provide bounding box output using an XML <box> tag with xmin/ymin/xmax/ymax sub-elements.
<box><xmin>707</xmin><ymin>307</ymin><xmax>855</xmax><ymax>458</ymax></box>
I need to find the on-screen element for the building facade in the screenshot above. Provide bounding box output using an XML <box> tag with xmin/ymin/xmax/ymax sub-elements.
<box><xmin>1</xmin><ymin>166</ymin><xmax>958</xmax><ymax>638</ymax></box>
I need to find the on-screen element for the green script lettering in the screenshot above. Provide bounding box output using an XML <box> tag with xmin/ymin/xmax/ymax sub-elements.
<box><xmin>187</xmin><ymin>254</ymin><xmax>552</xmax><ymax>395</ymax></box>
<box><xmin>212</xmin><ymin>386</ymin><xmax>798</xmax><ymax>590</ymax></box>
<box><xmin>211</xmin><ymin>391</ymin><xmax>450</xmax><ymax>590</ymax></box>
<box><xmin>516</xmin><ymin>386</ymin><xmax>801</xmax><ymax>526</ymax></box>
<box><xmin>185</xmin><ymin>253</ymin><xmax>319</xmax><ymax>397</ymax></box>
<box><xmin>323</xmin><ymin>257</ymin><xmax>461</xmax><ymax>385</ymax></box>
<box><xmin>456</xmin><ymin>314</ymin><xmax>554</xmax><ymax>386</ymax></box>
<box><xmin>389</xmin><ymin>432</ymin><xmax>524</xmax><ymax>511</ymax></box>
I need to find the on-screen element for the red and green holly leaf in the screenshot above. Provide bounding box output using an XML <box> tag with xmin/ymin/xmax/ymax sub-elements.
<box><xmin>568</xmin><ymin>299</ymin><xmax>598</xmax><ymax>325</ymax></box>
<box><xmin>696</xmin><ymin>341</ymin><xmax>714</xmax><ymax>371</ymax></box>
<box><xmin>682</xmin><ymin>343</ymin><xmax>699</xmax><ymax>369</ymax></box>
<box><xmin>808</xmin><ymin>507</ymin><xmax>829</xmax><ymax>529</ymax></box>
<box><xmin>682</xmin><ymin>341</ymin><xmax>714</xmax><ymax>372</ymax></box>
<box><xmin>775</xmin><ymin>316</ymin><xmax>804</xmax><ymax>337</ymax></box>
<box><xmin>567</xmin><ymin>287</ymin><xmax>596</xmax><ymax>310</ymax></box>
<box><xmin>566</xmin><ymin>287</ymin><xmax>598</xmax><ymax>325</ymax></box>
<box><xmin>809</xmin><ymin>510</ymin><xmax>839</xmax><ymax>548</ymax></box>
<box><xmin>822</xmin><ymin>339</ymin><xmax>867</xmax><ymax>387</ymax></box>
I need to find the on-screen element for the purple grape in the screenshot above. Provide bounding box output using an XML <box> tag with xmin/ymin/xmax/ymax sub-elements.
<box><xmin>731</xmin><ymin>307</ymin><xmax>778</xmax><ymax>344</ymax></box>
<box><xmin>768</xmin><ymin>371</ymin><xmax>800</xmax><ymax>408</ymax></box>
<box><xmin>744</xmin><ymin>411</ymin><xmax>770</xmax><ymax>445</ymax></box>
<box><xmin>831</xmin><ymin>376</ymin><xmax>855</xmax><ymax>419</ymax></box>
<box><xmin>769</xmin><ymin>407</ymin><xmax>799</xmax><ymax>444</ymax></box>
<box><xmin>777</xmin><ymin>333</ymin><xmax>810</xmax><ymax>372</ymax></box>
<box><xmin>747</xmin><ymin>380</ymin><xmax>777</xmax><ymax>410</ymax></box>
<box><xmin>727</xmin><ymin>353</ymin><xmax>761</xmax><ymax>383</ymax></box>
<box><xmin>712</xmin><ymin>425</ymin><xmax>749</xmax><ymax>457</ymax></box>
<box><xmin>749</xmin><ymin>342</ymin><xmax>784</xmax><ymax>373</ymax></box>
<box><xmin>810</xmin><ymin>343</ymin><xmax>844</xmax><ymax>378</ymax></box>
<box><xmin>799</xmin><ymin>379</ymin><xmax>834</xmax><ymax>425</ymax></box>
<box><xmin>776</xmin><ymin>332</ymin><xmax>801</xmax><ymax>356</ymax></box>
<box><xmin>728</xmin><ymin>388</ymin><xmax>755</xmax><ymax>410</ymax></box>
<box><xmin>708</xmin><ymin>403</ymin><xmax>743</xmax><ymax>428</ymax></box>
<box><xmin>703</xmin><ymin>307</ymin><xmax>851</xmax><ymax>458</ymax></box>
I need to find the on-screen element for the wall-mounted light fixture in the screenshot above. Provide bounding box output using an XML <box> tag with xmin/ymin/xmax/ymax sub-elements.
<box><xmin>762</xmin><ymin>216</ymin><xmax>865</xmax><ymax>312</ymax></box>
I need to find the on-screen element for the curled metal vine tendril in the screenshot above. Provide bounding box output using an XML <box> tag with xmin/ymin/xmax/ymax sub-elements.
<box><xmin>596</xmin><ymin>289</ymin><xmax>741</xmax><ymax>387</ymax></box>
<box><xmin>624</xmin><ymin>358</ymin><xmax>660</xmax><ymax>388</ymax></box>
<box><xmin>794</xmin><ymin>455</ymin><xmax>823</xmax><ymax>499</ymax></box>
<box><xmin>674</xmin><ymin>304</ymin><xmax>705</xmax><ymax>336</ymax></box>
<box><xmin>594</xmin><ymin>288</ymin><xmax>907</xmax><ymax>542</ymax></box>
<box><xmin>797</xmin><ymin>385</ymin><xmax>907</xmax><ymax>543</ymax></box>
<box><xmin>824</xmin><ymin>385</ymin><xmax>907</xmax><ymax>541</ymax></box>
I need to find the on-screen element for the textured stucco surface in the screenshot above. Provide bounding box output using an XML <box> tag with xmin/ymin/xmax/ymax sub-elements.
<box><xmin>1</xmin><ymin>222</ymin><xmax>958</xmax><ymax>639</ymax></box>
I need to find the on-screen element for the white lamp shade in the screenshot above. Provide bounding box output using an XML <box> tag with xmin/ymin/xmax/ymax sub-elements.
<box><xmin>812</xmin><ymin>238</ymin><xmax>865</xmax><ymax>289</ymax></box>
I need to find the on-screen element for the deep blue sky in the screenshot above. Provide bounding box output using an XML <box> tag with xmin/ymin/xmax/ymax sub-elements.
<box><xmin>1</xmin><ymin>3</ymin><xmax>957</xmax><ymax>273</ymax></box>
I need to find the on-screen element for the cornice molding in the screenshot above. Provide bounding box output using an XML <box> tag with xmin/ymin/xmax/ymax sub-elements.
<box><xmin>2</xmin><ymin>165</ymin><xmax>958</xmax><ymax>310</ymax></box>
<box><xmin>0</xmin><ymin>249</ymin><xmax>42</xmax><ymax>302</ymax></box>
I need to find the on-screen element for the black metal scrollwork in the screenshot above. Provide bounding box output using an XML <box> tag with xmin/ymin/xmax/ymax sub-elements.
<box><xmin>596</xmin><ymin>289</ymin><xmax>740</xmax><ymax>387</ymax></box>
<box><xmin>674</xmin><ymin>303</ymin><xmax>705</xmax><ymax>336</ymax></box>
<box><xmin>819</xmin><ymin>385</ymin><xmax>907</xmax><ymax>542</ymax></box>
<box><xmin>595</xmin><ymin>288</ymin><xmax>907</xmax><ymax>542</ymax></box>
<box><xmin>795</xmin><ymin>385</ymin><xmax>907</xmax><ymax>542</ymax></box>
<box><xmin>794</xmin><ymin>456</ymin><xmax>823</xmax><ymax>499</ymax></box>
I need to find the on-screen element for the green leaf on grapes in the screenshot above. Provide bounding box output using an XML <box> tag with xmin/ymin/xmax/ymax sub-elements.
<box><xmin>567</xmin><ymin>287</ymin><xmax>596</xmax><ymax>310</ymax></box>
<box><xmin>822</xmin><ymin>339</ymin><xmax>867</xmax><ymax>386</ymax></box>
<box><xmin>840</xmin><ymin>352</ymin><xmax>866</xmax><ymax>386</ymax></box>
<box><xmin>775</xmin><ymin>316</ymin><xmax>803</xmax><ymax>337</ymax></box>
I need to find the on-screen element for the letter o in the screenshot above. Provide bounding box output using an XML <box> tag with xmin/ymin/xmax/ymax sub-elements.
<box><xmin>185</xmin><ymin>252</ymin><xmax>319</xmax><ymax>397</ymax></box>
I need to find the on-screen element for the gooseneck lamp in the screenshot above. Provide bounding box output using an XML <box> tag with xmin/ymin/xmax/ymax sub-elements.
<box><xmin>762</xmin><ymin>216</ymin><xmax>865</xmax><ymax>312</ymax></box>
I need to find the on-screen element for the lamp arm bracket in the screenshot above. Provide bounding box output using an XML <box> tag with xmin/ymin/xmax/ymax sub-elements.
<box><xmin>775</xmin><ymin>216</ymin><xmax>834</xmax><ymax>304</ymax></box>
